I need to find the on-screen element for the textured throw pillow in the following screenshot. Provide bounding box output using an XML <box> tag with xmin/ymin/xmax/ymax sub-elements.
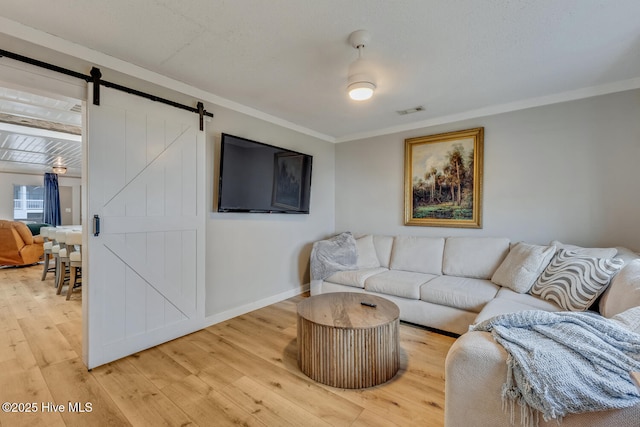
<box><xmin>600</xmin><ymin>259</ymin><xmax>640</xmax><ymax>318</ymax></box>
<box><xmin>530</xmin><ymin>249</ymin><xmax>624</xmax><ymax>311</ymax></box>
<box><xmin>491</xmin><ymin>242</ymin><xmax>556</xmax><ymax>293</ymax></box>
<box><xmin>310</xmin><ymin>232</ymin><xmax>357</xmax><ymax>281</ymax></box>
<box><xmin>356</xmin><ymin>235</ymin><xmax>380</xmax><ymax>269</ymax></box>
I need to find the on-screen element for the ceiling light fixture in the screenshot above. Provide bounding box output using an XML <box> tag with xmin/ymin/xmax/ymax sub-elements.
<box><xmin>52</xmin><ymin>165</ymin><xmax>67</xmax><ymax>174</ymax></box>
<box><xmin>347</xmin><ymin>30</ymin><xmax>376</xmax><ymax>101</ymax></box>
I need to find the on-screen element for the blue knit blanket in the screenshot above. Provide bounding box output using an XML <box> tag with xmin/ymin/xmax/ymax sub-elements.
<box><xmin>471</xmin><ymin>310</ymin><xmax>640</xmax><ymax>426</ymax></box>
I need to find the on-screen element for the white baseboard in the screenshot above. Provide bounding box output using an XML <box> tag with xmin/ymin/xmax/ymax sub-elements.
<box><xmin>200</xmin><ymin>283</ymin><xmax>310</xmax><ymax>329</ymax></box>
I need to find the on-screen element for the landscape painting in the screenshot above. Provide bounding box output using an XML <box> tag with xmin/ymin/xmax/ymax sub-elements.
<box><xmin>404</xmin><ymin>127</ymin><xmax>483</xmax><ymax>228</ymax></box>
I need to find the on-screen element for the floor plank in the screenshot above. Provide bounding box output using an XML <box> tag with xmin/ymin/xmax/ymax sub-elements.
<box><xmin>90</xmin><ymin>358</ymin><xmax>194</xmax><ymax>427</ymax></box>
<box><xmin>40</xmin><ymin>357</ymin><xmax>131</xmax><ymax>427</ymax></box>
<box><xmin>0</xmin><ymin>359</ymin><xmax>66</xmax><ymax>427</ymax></box>
<box><xmin>220</xmin><ymin>376</ymin><xmax>333</xmax><ymax>427</ymax></box>
<box><xmin>17</xmin><ymin>314</ymin><xmax>77</xmax><ymax>368</ymax></box>
<box><xmin>160</xmin><ymin>374</ymin><xmax>266</xmax><ymax>427</ymax></box>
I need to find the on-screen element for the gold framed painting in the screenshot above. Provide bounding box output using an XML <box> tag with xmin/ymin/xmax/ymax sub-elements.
<box><xmin>404</xmin><ymin>127</ymin><xmax>484</xmax><ymax>228</ymax></box>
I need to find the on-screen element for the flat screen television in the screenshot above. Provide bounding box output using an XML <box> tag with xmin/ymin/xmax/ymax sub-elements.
<box><xmin>217</xmin><ymin>133</ymin><xmax>313</xmax><ymax>214</ymax></box>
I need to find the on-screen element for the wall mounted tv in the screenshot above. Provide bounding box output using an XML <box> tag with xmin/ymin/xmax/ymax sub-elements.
<box><xmin>217</xmin><ymin>133</ymin><xmax>313</xmax><ymax>214</ymax></box>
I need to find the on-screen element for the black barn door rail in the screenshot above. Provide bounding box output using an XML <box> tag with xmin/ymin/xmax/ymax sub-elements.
<box><xmin>0</xmin><ymin>48</ymin><xmax>213</xmax><ymax>130</ymax></box>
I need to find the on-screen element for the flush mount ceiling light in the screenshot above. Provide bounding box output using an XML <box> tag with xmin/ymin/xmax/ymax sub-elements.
<box><xmin>52</xmin><ymin>165</ymin><xmax>67</xmax><ymax>174</ymax></box>
<box><xmin>347</xmin><ymin>30</ymin><xmax>376</xmax><ymax>101</ymax></box>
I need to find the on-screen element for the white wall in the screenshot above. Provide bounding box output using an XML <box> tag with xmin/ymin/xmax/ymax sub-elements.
<box><xmin>335</xmin><ymin>90</ymin><xmax>640</xmax><ymax>251</ymax></box>
<box><xmin>0</xmin><ymin>171</ymin><xmax>81</xmax><ymax>224</ymax></box>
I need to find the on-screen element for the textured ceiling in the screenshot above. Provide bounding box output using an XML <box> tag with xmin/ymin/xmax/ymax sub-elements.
<box><xmin>0</xmin><ymin>0</ymin><xmax>640</xmax><ymax>142</ymax></box>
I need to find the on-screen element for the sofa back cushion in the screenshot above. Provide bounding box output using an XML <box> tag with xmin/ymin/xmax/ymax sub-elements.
<box><xmin>389</xmin><ymin>236</ymin><xmax>444</xmax><ymax>275</ymax></box>
<box><xmin>610</xmin><ymin>306</ymin><xmax>640</xmax><ymax>334</ymax></box>
<box><xmin>599</xmin><ymin>259</ymin><xmax>640</xmax><ymax>318</ymax></box>
<box><xmin>13</xmin><ymin>221</ymin><xmax>34</xmax><ymax>246</ymax></box>
<box><xmin>443</xmin><ymin>237</ymin><xmax>510</xmax><ymax>279</ymax></box>
<box><xmin>356</xmin><ymin>235</ymin><xmax>380</xmax><ymax>268</ymax></box>
<box><xmin>550</xmin><ymin>240</ymin><xmax>617</xmax><ymax>259</ymax></box>
<box><xmin>372</xmin><ymin>235</ymin><xmax>394</xmax><ymax>268</ymax></box>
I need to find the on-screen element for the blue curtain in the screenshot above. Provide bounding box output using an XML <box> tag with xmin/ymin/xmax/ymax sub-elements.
<box><xmin>43</xmin><ymin>172</ymin><xmax>61</xmax><ymax>226</ymax></box>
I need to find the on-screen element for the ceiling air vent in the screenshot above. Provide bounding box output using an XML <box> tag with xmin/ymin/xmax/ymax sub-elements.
<box><xmin>70</xmin><ymin>104</ymin><xmax>82</xmax><ymax>113</ymax></box>
<box><xmin>396</xmin><ymin>106</ymin><xmax>425</xmax><ymax>115</ymax></box>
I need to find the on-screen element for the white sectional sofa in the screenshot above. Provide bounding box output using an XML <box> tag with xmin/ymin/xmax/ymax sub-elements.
<box><xmin>311</xmin><ymin>234</ymin><xmax>564</xmax><ymax>335</ymax></box>
<box><xmin>310</xmin><ymin>233</ymin><xmax>640</xmax><ymax>426</ymax></box>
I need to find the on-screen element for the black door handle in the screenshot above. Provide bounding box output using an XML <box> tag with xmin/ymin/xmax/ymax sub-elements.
<box><xmin>93</xmin><ymin>214</ymin><xmax>101</xmax><ymax>236</ymax></box>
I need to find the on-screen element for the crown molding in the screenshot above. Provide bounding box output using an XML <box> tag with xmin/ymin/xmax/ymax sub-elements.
<box><xmin>335</xmin><ymin>77</ymin><xmax>640</xmax><ymax>143</ymax></box>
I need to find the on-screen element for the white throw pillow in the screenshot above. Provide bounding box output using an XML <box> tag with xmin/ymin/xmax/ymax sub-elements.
<box><xmin>491</xmin><ymin>242</ymin><xmax>556</xmax><ymax>293</ymax></box>
<box><xmin>600</xmin><ymin>259</ymin><xmax>640</xmax><ymax>318</ymax></box>
<box><xmin>356</xmin><ymin>235</ymin><xmax>381</xmax><ymax>269</ymax></box>
<box><xmin>549</xmin><ymin>240</ymin><xmax>617</xmax><ymax>259</ymax></box>
<box><xmin>530</xmin><ymin>249</ymin><xmax>624</xmax><ymax>311</ymax></box>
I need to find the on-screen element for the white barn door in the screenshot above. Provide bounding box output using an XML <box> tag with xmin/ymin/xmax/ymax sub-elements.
<box><xmin>84</xmin><ymin>86</ymin><xmax>205</xmax><ymax>369</ymax></box>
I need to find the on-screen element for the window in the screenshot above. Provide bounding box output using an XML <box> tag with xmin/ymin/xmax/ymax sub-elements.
<box><xmin>13</xmin><ymin>185</ymin><xmax>45</xmax><ymax>223</ymax></box>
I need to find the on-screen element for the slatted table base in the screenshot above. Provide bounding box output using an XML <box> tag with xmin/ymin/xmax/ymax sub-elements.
<box><xmin>297</xmin><ymin>315</ymin><xmax>400</xmax><ymax>389</ymax></box>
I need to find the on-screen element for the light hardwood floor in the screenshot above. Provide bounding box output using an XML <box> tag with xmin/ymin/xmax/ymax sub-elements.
<box><xmin>0</xmin><ymin>264</ymin><xmax>456</xmax><ymax>427</ymax></box>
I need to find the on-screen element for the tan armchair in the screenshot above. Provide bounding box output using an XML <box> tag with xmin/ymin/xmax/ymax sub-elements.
<box><xmin>0</xmin><ymin>220</ymin><xmax>45</xmax><ymax>266</ymax></box>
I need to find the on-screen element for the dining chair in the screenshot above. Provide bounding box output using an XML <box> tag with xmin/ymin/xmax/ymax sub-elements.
<box><xmin>40</xmin><ymin>227</ymin><xmax>57</xmax><ymax>280</ymax></box>
<box><xmin>65</xmin><ymin>231</ymin><xmax>82</xmax><ymax>300</ymax></box>
<box><xmin>52</xmin><ymin>229</ymin><xmax>68</xmax><ymax>287</ymax></box>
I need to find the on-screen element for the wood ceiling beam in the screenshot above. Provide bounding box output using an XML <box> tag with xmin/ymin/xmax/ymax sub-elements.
<box><xmin>0</xmin><ymin>113</ymin><xmax>81</xmax><ymax>135</ymax></box>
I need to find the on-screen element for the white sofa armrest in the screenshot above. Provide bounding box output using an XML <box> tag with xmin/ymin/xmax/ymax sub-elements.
<box><xmin>445</xmin><ymin>331</ymin><xmax>510</xmax><ymax>427</ymax></box>
<box><xmin>445</xmin><ymin>331</ymin><xmax>640</xmax><ymax>427</ymax></box>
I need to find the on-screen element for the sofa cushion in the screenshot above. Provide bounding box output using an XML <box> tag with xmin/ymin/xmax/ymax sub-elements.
<box><xmin>420</xmin><ymin>275</ymin><xmax>499</xmax><ymax>313</ymax></box>
<box><xmin>610</xmin><ymin>306</ymin><xmax>640</xmax><ymax>334</ymax></box>
<box><xmin>491</xmin><ymin>242</ymin><xmax>556</xmax><ymax>293</ymax></box>
<box><xmin>442</xmin><ymin>237</ymin><xmax>510</xmax><ymax>279</ymax></box>
<box><xmin>389</xmin><ymin>236</ymin><xmax>444</xmax><ymax>275</ymax></box>
<box><xmin>494</xmin><ymin>287</ymin><xmax>563</xmax><ymax>311</ymax></box>
<box><xmin>373</xmin><ymin>235</ymin><xmax>394</xmax><ymax>268</ymax></box>
<box><xmin>473</xmin><ymin>297</ymin><xmax>562</xmax><ymax>325</ymax></box>
<box><xmin>13</xmin><ymin>221</ymin><xmax>34</xmax><ymax>246</ymax></box>
<box><xmin>550</xmin><ymin>240</ymin><xmax>617</xmax><ymax>259</ymax></box>
<box><xmin>326</xmin><ymin>267</ymin><xmax>388</xmax><ymax>289</ymax></box>
<box><xmin>365</xmin><ymin>270</ymin><xmax>437</xmax><ymax>300</ymax></box>
<box><xmin>530</xmin><ymin>249</ymin><xmax>624</xmax><ymax>311</ymax></box>
<box><xmin>613</xmin><ymin>246</ymin><xmax>639</xmax><ymax>265</ymax></box>
<box><xmin>599</xmin><ymin>259</ymin><xmax>640</xmax><ymax>318</ymax></box>
<box><xmin>356</xmin><ymin>235</ymin><xmax>380</xmax><ymax>268</ymax></box>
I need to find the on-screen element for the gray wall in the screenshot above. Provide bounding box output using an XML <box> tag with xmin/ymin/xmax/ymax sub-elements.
<box><xmin>335</xmin><ymin>90</ymin><xmax>640</xmax><ymax>251</ymax></box>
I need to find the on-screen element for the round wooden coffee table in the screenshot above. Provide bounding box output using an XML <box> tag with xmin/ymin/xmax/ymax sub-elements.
<box><xmin>297</xmin><ymin>292</ymin><xmax>400</xmax><ymax>389</ymax></box>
